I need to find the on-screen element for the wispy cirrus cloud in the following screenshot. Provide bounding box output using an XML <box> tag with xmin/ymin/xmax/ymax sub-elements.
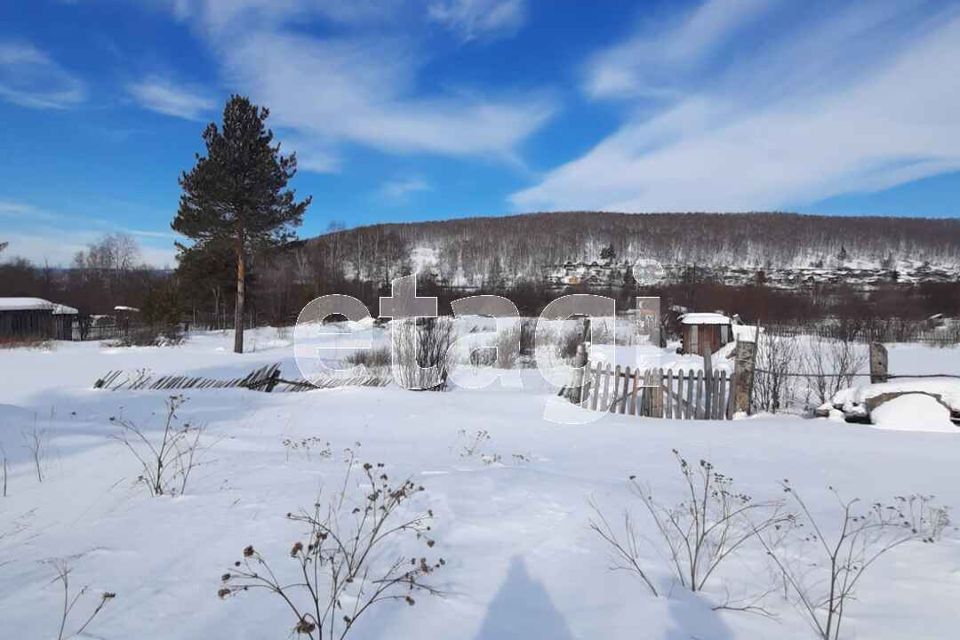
<box><xmin>380</xmin><ymin>177</ymin><xmax>431</xmax><ymax>202</ymax></box>
<box><xmin>127</xmin><ymin>76</ymin><xmax>216</xmax><ymax>120</ymax></box>
<box><xmin>170</xmin><ymin>0</ymin><xmax>554</xmax><ymax>172</ymax></box>
<box><xmin>428</xmin><ymin>0</ymin><xmax>527</xmax><ymax>42</ymax></box>
<box><xmin>0</xmin><ymin>41</ymin><xmax>85</xmax><ymax>109</ymax></box>
<box><xmin>513</xmin><ymin>0</ymin><xmax>960</xmax><ymax>213</ymax></box>
<box><xmin>0</xmin><ymin>199</ymin><xmax>177</xmax><ymax>266</ymax></box>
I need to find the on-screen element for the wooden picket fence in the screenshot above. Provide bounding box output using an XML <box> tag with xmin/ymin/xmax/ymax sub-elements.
<box><xmin>580</xmin><ymin>362</ymin><xmax>734</xmax><ymax>420</ymax></box>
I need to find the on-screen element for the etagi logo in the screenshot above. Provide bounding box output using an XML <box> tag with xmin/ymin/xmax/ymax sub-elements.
<box><xmin>293</xmin><ymin>274</ymin><xmax>662</xmax><ymax>424</ymax></box>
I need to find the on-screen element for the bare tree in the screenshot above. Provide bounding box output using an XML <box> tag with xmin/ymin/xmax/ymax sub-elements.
<box><xmin>219</xmin><ymin>460</ymin><xmax>444</xmax><ymax>640</ymax></box>
<box><xmin>50</xmin><ymin>561</ymin><xmax>116</xmax><ymax>640</ymax></box>
<box><xmin>756</xmin><ymin>483</ymin><xmax>948</xmax><ymax>640</ymax></box>
<box><xmin>112</xmin><ymin>395</ymin><xmax>206</xmax><ymax>496</ymax></box>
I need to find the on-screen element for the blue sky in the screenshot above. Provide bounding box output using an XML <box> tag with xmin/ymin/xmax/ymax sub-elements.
<box><xmin>1</xmin><ymin>0</ymin><xmax>959</xmax><ymax>266</ymax></box>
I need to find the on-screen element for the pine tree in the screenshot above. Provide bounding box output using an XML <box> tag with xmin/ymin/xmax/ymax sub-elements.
<box><xmin>173</xmin><ymin>95</ymin><xmax>310</xmax><ymax>353</ymax></box>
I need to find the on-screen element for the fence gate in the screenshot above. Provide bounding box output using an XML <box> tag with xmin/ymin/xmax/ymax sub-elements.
<box><xmin>579</xmin><ymin>362</ymin><xmax>734</xmax><ymax>420</ymax></box>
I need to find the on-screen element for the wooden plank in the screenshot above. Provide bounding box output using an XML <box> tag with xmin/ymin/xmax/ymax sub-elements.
<box><xmin>629</xmin><ymin>367</ymin><xmax>640</xmax><ymax>416</ymax></box>
<box><xmin>600</xmin><ymin>362</ymin><xmax>612</xmax><ymax>411</ymax></box>
<box><xmin>703</xmin><ymin>353</ymin><xmax>713</xmax><ymax>419</ymax></box>
<box><xmin>693</xmin><ymin>370</ymin><xmax>703</xmax><ymax>419</ymax></box>
<box><xmin>652</xmin><ymin>369</ymin><xmax>664</xmax><ymax>418</ymax></box>
<box><xmin>642</xmin><ymin>370</ymin><xmax>653</xmax><ymax>417</ymax></box>
<box><xmin>725</xmin><ymin>370</ymin><xmax>735</xmax><ymax>419</ymax></box>
<box><xmin>617</xmin><ymin>367</ymin><xmax>631</xmax><ymax>414</ymax></box>
<box><xmin>718</xmin><ymin>371</ymin><xmax>728</xmax><ymax>419</ymax></box>
<box><xmin>590</xmin><ymin>363</ymin><xmax>602</xmax><ymax>410</ymax></box>
<box><xmin>664</xmin><ymin>369</ymin><xmax>673</xmax><ymax>419</ymax></box>
<box><xmin>579</xmin><ymin>363</ymin><xmax>592</xmax><ymax>407</ymax></box>
<box><xmin>609</xmin><ymin>365</ymin><xmax>621</xmax><ymax>413</ymax></box>
<box><xmin>675</xmin><ymin>370</ymin><xmax>684</xmax><ymax>418</ymax></box>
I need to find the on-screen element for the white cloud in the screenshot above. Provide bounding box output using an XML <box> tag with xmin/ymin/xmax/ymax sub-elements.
<box><xmin>169</xmin><ymin>1</ymin><xmax>553</xmax><ymax>169</ymax></box>
<box><xmin>0</xmin><ymin>41</ymin><xmax>85</xmax><ymax>109</ymax></box>
<box><xmin>217</xmin><ymin>30</ymin><xmax>554</xmax><ymax>163</ymax></box>
<box><xmin>428</xmin><ymin>0</ymin><xmax>527</xmax><ymax>41</ymax></box>
<box><xmin>513</xmin><ymin>1</ymin><xmax>960</xmax><ymax>213</ymax></box>
<box><xmin>170</xmin><ymin>0</ymin><xmax>403</xmax><ymax>34</ymax></box>
<box><xmin>584</xmin><ymin>0</ymin><xmax>772</xmax><ymax>100</ymax></box>
<box><xmin>380</xmin><ymin>177</ymin><xmax>430</xmax><ymax>201</ymax></box>
<box><xmin>128</xmin><ymin>76</ymin><xmax>216</xmax><ymax>120</ymax></box>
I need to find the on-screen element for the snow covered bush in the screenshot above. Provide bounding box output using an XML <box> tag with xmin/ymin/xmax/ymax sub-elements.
<box><xmin>757</xmin><ymin>483</ymin><xmax>949</xmax><ymax>640</ymax></box>
<box><xmin>219</xmin><ymin>461</ymin><xmax>444</xmax><ymax>640</ymax></box>
<box><xmin>112</xmin><ymin>395</ymin><xmax>206</xmax><ymax>496</ymax></box>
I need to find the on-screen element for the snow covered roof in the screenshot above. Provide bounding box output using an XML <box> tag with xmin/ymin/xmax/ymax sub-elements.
<box><xmin>0</xmin><ymin>297</ymin><xmax>79</xmax><ymax>315</ymax></box>
<box><xmin>0</xmin><ymin>297</ymin><xmax>55</xmax><ymax>312</ymax></box>
<box><xmin>114</xmin><ymin>305</ymin><xmax>140</xmax><ymax>312</ymax></box>
<box><xmin>680</xmin><ymin>312</ymin><xmax>731</xmax><ymax>325</ymax></box>
<box><xmin>52</xmin><ymin>304</ymin><xmax>78</xmax><ymax>315</ymax></box>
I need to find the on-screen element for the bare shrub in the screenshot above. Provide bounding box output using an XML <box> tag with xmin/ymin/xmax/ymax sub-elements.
<box><xmin>344</xmin><ymin>345</ymin><xmax>392</xmax><ymax>369</ymax></box>
<box><xmin>754</xmin><ymin>327</ymin><xmax>801</xmax><ymax>414</ymax></box>
<box><xmin>457</xmin><ymin>429</ymin><xmax>501</xmax><ymax>465</ymax></box>
<box><xmin>802</xmin><ymin>335</ymin><xmax>866</xmax><ymax>407</ymax></box>
<box><xmin>219</xmin><ymin>461</ymin><xmax>444</xmax><ymax>640</ymax></box>
<box><xmin>756</xmin><ymin>483</ymin><xmax>949</xmax><ymax>640</ymax></box>
<box><xmin>50</xmin><ymin>561</ymin><xmax>116</xmax><ymax>640</ymax></box>
<box><xmin>22</xmin><ymin>421</ymin><xmax>48</xmax><ymax>483</ymax></box>
<box><xmin>0</xmin><ymin>337</ymin><xmax>53</xmax><ymax>350</ymax></box>
<box><xmin>283</xmin><ymin>437</ymin><xmax>333</xmax><ymax>462</ymax></box>
<box><xmin>391</xmin><ymin>318</ymin><xmax>455</xmax><ymax>391</ymax></box>
<box><xmin>518</xmin><ymin>317</ymin><xmax>537</xmax><ymax>358</ymax></box>
<box><xmin>591</xmin><ymin>450</ymin><xmax>791</xmax><ymax>597</ymax></box>
<box><xmin>112</xmin><ymin>395</ymin><xmax>206</xmax><ymax>496</ymax></box>
<box><xmin>556</xmin><ymin>327</ymin><xmax>582</xmax><ymax>361</ymax></box>
<box><xmin>496</xmin><ymin>320</ymin><xmax>522</xmax><ymax>369</ymax></box>
<box><xmin>108</xmin><ymin>326</ymin><xmax>184</xmax><ymax>348</ymax></box>
<box><xmin>1</xmin><ymin>444</ymin><xmax>8</xmax><ymax>497</ymax></box>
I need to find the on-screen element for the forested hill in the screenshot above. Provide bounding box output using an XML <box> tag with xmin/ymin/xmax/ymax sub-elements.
<box><xmin>302</xmin><ymin>211</ymin><xmax>960</xmax><ymax>287</ymax></box>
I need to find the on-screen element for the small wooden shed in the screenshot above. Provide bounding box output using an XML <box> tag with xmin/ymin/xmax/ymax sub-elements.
<box><xmin>0</xmin><ymin>297</ymin><xmax>56</xmax><ymax>340</ymax></box>
<box><xmin>52</xmin><ymin>303</ymin><xmax>79</xmax><ymax>340</ymax></box>
<box><xmin>679</xmin><ymin>312</ymin><xmax>733</xmax><ymax>356</ymax></box>
<box><xmin>0</xmin><ymin>298</ymin><xmax>80</xmax><ymax>341</ymax></box>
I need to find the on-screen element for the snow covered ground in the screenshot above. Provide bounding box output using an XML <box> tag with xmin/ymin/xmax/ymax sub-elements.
<box><xmin>1</xmin><ymin>327</ymin><xmax>959</xmax><ymax>639</ymax></box>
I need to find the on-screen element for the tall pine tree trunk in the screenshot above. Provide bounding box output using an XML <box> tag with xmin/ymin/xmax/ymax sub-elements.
<box><xmin>234</xmin><ymin>235</ymin><xmax>245</xmax><ymax>354</ymax></box>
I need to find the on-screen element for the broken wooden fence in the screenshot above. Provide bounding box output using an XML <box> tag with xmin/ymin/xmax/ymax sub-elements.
<box><xmin>579</xmin><ymin>362</ymin><xmax>734</xmax><ymax>420</ymax></box>
<box><xmin>93</xmin><ymin>363</ymin><xmax>387</xmax><ymax>393</ymax></box>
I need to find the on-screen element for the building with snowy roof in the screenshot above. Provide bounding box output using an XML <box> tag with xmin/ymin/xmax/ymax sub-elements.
<box><xmin>0</xmin><ymin>297</ymin><xmax>78</xmax><ymax>341</ymax></box>
<box><xmin>678</xmin><ymin>312</ymin><xmax>734</xmax><ymax>356</ymax></box>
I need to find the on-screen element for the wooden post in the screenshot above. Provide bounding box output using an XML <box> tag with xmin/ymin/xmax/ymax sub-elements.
<box><xmin>564</xmin><ymin>343</ymin><xmax>589</xmax><ymax>404</ymax></box>
<box><xmin>869</xmin><ymin>342</ymin><xmax>888</xmax><ymax>384</ymax></box>
<box><xmin>732</xmin><ymin>340</ymin><xmax>757</xmax><ymax>415</ymax></box>
<box><xmin>703</xmin><ymin>350</ymin><xmax>713</xmax><ymax>418</ymax></box>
